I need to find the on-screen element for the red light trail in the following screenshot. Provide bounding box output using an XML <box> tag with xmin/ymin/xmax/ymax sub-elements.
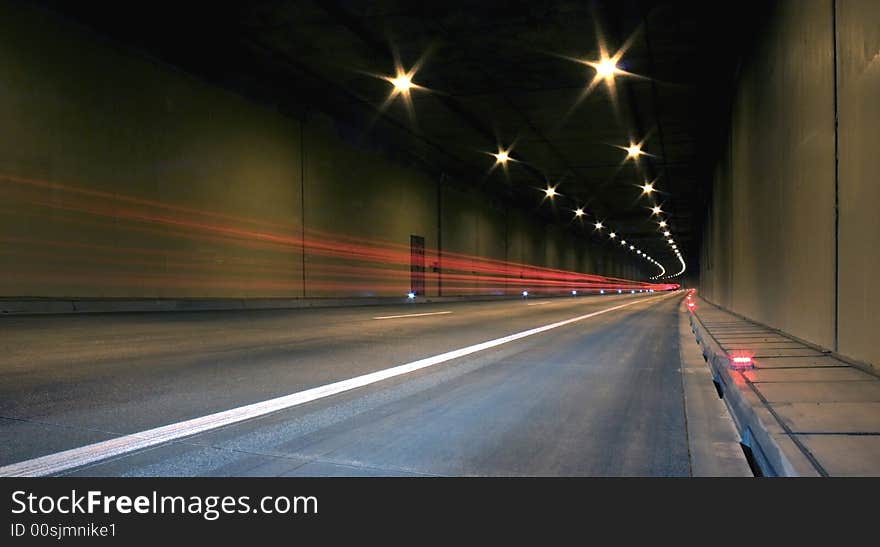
<box><xmin>1</xmin><ymin>174</ymin><xmax>677</xmax><ymax>296</ymax></box>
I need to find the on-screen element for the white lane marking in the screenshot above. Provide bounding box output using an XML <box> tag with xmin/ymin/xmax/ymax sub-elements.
<box><xmin>373</xmin><ymin>311</ymin><xmax>453</xmax><ymax>320</ymax></box>
<box><xmin>526</xmin><ymin>301</ymin><xmax>552</xmax><ymax>306</ymax></box>
<box><xmin>0</xmin><ymin>293</ymin><xmax>671</xmax><ymax>477</ymax></box>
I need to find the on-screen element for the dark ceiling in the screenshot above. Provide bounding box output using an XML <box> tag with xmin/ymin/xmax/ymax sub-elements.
<box><xmin>37</xmin><ymin>0</ymin><xmax>766</xmax><ymax>279</ymax></box>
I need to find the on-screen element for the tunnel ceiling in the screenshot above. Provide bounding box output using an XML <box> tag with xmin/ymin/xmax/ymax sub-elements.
<box><xmin>40</xmin><ymin>0</ymin><xmax>760</xmax><ymax>277</ymax></box>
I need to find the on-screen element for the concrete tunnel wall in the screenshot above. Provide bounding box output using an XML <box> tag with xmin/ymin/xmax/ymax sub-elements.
<box><xmin>699</xmin><ymin>0</ymin><xmax>880</xmax><ymax>369</ymax></box>
<box><xmin>0</xmin><ymin>2</ymin><xmax>646</xmax><ymax>300</ymax></box>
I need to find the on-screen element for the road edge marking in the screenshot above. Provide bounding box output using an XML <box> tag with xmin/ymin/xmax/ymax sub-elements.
<box><xmin>373</xmin><ymin>311</ymin><xmax>453</xmax><ymax>320</ymax></box>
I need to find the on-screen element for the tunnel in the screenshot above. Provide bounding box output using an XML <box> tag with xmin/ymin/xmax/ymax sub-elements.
<box><xmin>0</xmin><ymin>0</ymin><xmax>878</xmax><ymax>479</ymax></box>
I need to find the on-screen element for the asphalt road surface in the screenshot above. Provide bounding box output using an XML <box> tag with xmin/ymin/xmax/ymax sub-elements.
<box><xmin>0</xmin><ymin>291</ymin><xmax>728</xmax><ymax>476</ymax></box>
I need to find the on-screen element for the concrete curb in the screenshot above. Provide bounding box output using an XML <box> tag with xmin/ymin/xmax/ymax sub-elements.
<box><xmin>0</xmin><ymin>292</ymin><xmax>646</xmax><ymax>316</ymax></box>
<box><xmin>0</xmin><ymin>296</ymin><xmax>498</xmax><ymax>315</ymax></box>
<box><xmin>699</xmin><ymin>296</ymin><xmax>878</xmax><ymax>378</ymax></box>
<box><xmin>678</xmin><ymin>301</ymin><xmax>753</xmax><ymax>476</ymax></box>
<box><xmin>688</xmin><ymin>306</ymin><xmax>820</xmax><ymax>477</ymax></box>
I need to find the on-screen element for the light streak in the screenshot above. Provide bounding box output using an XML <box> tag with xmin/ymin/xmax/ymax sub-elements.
<box><xmin>1</xmin><ymin>174</ymin><xmax>678</xmax><ymax>295</ymax></box>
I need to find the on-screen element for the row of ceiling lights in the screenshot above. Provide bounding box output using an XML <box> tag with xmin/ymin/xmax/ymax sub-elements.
<box><xmin>380</xmin><ymin>40</ymin><xmax>685</xmax><ymax>281</ymax></box>
<box><xmin>495</xmin><ymin>141</ymin><xmax>684</xmax><ymax>280</ymax></box>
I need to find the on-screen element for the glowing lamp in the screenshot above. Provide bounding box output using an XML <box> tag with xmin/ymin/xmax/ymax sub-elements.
<box><xmin>595</xmin><ymin>59</ymin><xmax>618</xmax><ymax>78</ymax></box>
<box><xmin>391</xmin><ymin>75</ymin><xmax>413</xmax><ymax>92</ymax></box>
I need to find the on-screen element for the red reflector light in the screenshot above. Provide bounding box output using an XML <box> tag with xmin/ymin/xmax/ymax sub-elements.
<box><xmin>729</xmin><ymin>355</ymin><xmax>754</xmax><ymax>370</ymax></box>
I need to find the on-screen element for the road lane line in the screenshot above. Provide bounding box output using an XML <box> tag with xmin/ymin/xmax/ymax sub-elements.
<box><xmin>0</xmin><ymin>292</ymin><xmax>674</xmax><ymax>477</ymax></box>
<box><xmin>373</xmin><ymin>311</ymin><xmax>453</xmax><ymax>320</ymax></box>
<box><xmin>526</xmin><ymin>301</ymin><xmax>552</xmax><ymax>306</ymax></box>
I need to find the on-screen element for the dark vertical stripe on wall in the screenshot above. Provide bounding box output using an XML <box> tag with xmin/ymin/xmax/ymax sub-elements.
<box><xmin>437</xmin><ymin>174</ymin><xmax>443</xmax><ymax>297</ymax></box>
<box><xmin>503</xmin><ymin>206</ymin><xmax>509</xmax><ymax>294</ymax></box>
<box><xmin>831</xmin><ymin>0</ymin><xmax>840</xmax><ymax>351</ymax></box>
<box><xmin>300</xmin><ymin>120</ymin><xmax>307</xmax><ymax>298</ymax></box>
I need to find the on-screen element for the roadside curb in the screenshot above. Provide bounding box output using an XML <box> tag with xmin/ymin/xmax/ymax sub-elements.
<box><xmin>688</xmin><ymin>303</ymin><xmax>819</xmax><ymax>477</ymax></box>
<box><xmin>0</xmin><ymin>292</ymin><xmax>655</xmax><ymax>316</ymax></box>
<box><xmin>0</xmin><ymin>296</ymin><xmax>514</xmax><ymax>316</ymax></box>
<box><xmin>678</xmin><ymin>300</ymin><xmax>753</xmax><ymax>476</ymax></box>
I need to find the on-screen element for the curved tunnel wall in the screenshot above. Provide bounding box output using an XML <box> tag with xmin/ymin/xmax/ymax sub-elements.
<box><xmin>0</xmin><ymin>2</ymin><xmax>647</xmax><ymax>300</ymax></box>
<box><xmin>700</xmin><ymin>0</ymin><xmax>880</xmax><ymax>369</ymax></box>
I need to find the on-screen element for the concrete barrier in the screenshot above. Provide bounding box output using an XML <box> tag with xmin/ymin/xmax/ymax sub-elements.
<box><xmin>0</xmin><ymin>292</ymin><xmax>639</xmax><ymax>316</ymax></box>
<box><xmin>688</xmin><ymin>306</ymin><xmax>820</xmax><ymax>477</ymax></box>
